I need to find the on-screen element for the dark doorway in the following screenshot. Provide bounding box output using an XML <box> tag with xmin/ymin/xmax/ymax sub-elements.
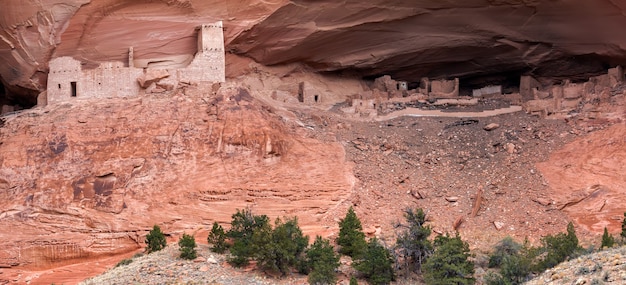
<box><xmin>314</xmin><ymin>95</ymin><xmax>319</xmax><ymax>102</ymax></box>
<box><xmin>70</xmin><ymin>82</ymin><xmax>77</xmax><ymax>97</ymax></box>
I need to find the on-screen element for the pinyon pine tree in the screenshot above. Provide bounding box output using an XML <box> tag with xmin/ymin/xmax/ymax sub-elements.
<box><xmin>423</xmin><ymin>233</ymin><xmax>475</xmax><ymax>285</ymax></box>
<box><xmin>145</xmin><ymin>225</ymin><xmax>167</xmax><ymax>253</ymax></box>
<box><xmin>304</xmin><ymin>236</ymin><xmax>341</xmax><ymax>285</ymax></box>
<box><xmin>251</xmin><ymin>217</ymin><xmax>309</xmax><ymax>276</ymax></box>
<box><xmin>353</xmin><ymin>238</ymin><xmax>395</xmax><ymax>285</ymax></box>
<box><xmin>178</xmin><ymin>233</ymin><xmax>197</xmax><ymax>260</ymax></box>
<box><xmin>227</xmin><ymin>208</ymin><xmax>270</xmax><ymax>266</ymax></box>
<box><xmin>208</xmin><ymin>222</ymin><xmax>228</xmax><ymax>253</ymax></box>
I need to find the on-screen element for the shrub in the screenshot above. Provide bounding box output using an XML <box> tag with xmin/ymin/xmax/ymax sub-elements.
<box><xmin>395</xmin><ymin>208</ymin><xmax>432</xmax><ymax>273</ymax></box>
<box><xmin>178</xmin><ymin>233</ymin><xmax>197</xmax><ymax>260</ymax></box>
<box><xmin>115</xmin><ymin>258</ymin><xmax>133</xmax><ymax>267</ymax></box>
<box><xmin>227</xmin><ymin>208</ymin><xmax>270</xmax><ymax>266</ymax></box>
<box><xmin>484</xmin><ymin>271</ymin><xmax>508</xmax><ymax>285</ymax></box>
<box><xmin>486</xmin><ymin>237</ymin><xmax>532</xmax><ymax>285</ymax></box>
<box><xmin>600</xmin><ymin>227</ymin><xmax>615</xmax><ymax>249</ymax></box>
<box><xmin>251</xmin><ymin>217</ymin><xmax>309</xmax><ymax>276</ymax></box>
<box><xmin>423</xmin><ymin>233</ymin><xmax>475</xmax><ymax>285</ymax></box>
<box><xmin>208</xmin><ymin>222</ymin><xmax>228</xmax><ymax>253</ymax></box>
<box><xmin>337</xmin><ymin>206</ymin><xmax>367</xmax><ymax>258</ymax></box>
<box><xmin>535</xmin><ymin>222</ymin><xmax>580</xmax><ymax>271</ymax></box>
<box><xmin>145</xmin><ymin>225</ymin><xmax>167</xmax><ymax>253</ymax></box>
<box><xmin>349</xmin><ymin>276</ymin><xmax>358</xmax><ymax>285</ymax></box>
<box><xmin>488</xmin><ymin>237</ymin><xmax>521</xmax><ymax>268</ymax></box>
<box><xmin>500</xmin><ymin>252</ymin><xmax>533</xmax><ymax>284</ymax></box>
<box><xmin>353</xmin><ymin>238</ymin><xmax>395</xmax><ymax>285</ymax></box>
<box><xmin>304</xmin><ymin>236</ymin><xmax>340</xmax><ymax>285</ymax></box>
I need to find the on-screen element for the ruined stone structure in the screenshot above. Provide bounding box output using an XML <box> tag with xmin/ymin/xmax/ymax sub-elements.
<box><xmin>416</xmin><ymin>77</ymin><xmax>460</xmax><ymax>99</ymax></box>
<box><xmin>523</xmin><ymin>66</ymin><xmax>624</xmax><ymax>117</ymax></box>
<box><xmin>429</xmin><ymin>78</ymin><xmax>459</xmax><ymax>98</ymax></box>
<box><xmin>472</xmin><ymin>85</ymin><xmax>502</xmax><ymax>97</ymax></box>
<box><xmin>342</xmin><ymin>66</ymin><xmax>624</xmax><ymax>120</ymax></box>
<box><xmin>397</xmin><ymin>81</ymin><xmax>408</xmax><ymax>91</ymax></box>
<box><xmin>47</xmin><ymin>22</ymin><xmax>225</xmax><ymax>104</ymax></box>
<box><xmin>298</xmin><ymin>81</ymin><xmax>322</xmax><ymax>104</ymax></box>
<box><xmin>520</xmin><ymin>75</ymin><xmax>541</xmax><ymax>101</ymax></box>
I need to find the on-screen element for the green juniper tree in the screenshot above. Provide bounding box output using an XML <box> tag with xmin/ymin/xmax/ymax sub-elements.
<box><xmin>208</xmin><ymin>221</ymin><xmax>228</xmax><ymax>253</ymax></box>
<box><xmin>535</xmin><ymin>222</ymin><xmax>580</xmax><ymax>271</ymax></box>
<box><xmin>423</xmin><ymin>233</ymin><xmax>475</xmax><ymax>285</ymax></box>
<box><xmin>145</xmin><ymin>225</ymin><xmax>167</xmax><ymax>253</ymax></box>
<box><xmin>178</xmin><ymin>233</ymin><xmax>197</xmax><ymax>260</ymax></box>
<box><xmin>621</xmin><ymin>212</ymin><xmax>626</xmax><ymax>243</ymax></box>
<box><xmin>227</xmin><ymin>208</ymin><xmax>270</xmax><ymax>266</ymax></box>
<box><xmin>353</xmin><ymin>238</ymin><xmax>395</xmax><ymax>285</ymax></box>
<box><xmin>251</xmin><ymin>217</ymin><xmax>309</xmax><ymax>276</ymax></box>
<box><xmin>337</xmin><ymin>206</ymin><xmax>367</xmax><ymax>258</ymax></box>
<box><xmin>600</xmin><ymin>226</ymin><xmax>615</xmax><ymax>249</ymax></box>
<box><xmin>304</xmin><ymin>236</ymin><xmax>341</xmax><ymax>285</ymax></box>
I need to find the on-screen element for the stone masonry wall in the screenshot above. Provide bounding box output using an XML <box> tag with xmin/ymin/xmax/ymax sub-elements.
<box><xmin>47</xmin><ymin>22</ymin><xmax>225</xmax><ymax>104</ymax></box>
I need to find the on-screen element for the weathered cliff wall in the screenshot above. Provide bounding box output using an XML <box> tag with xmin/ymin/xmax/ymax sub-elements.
<box><xmin>2</xmin><ymin>0</ymin><xmax>626</xmax><ymax>106</ymax></box>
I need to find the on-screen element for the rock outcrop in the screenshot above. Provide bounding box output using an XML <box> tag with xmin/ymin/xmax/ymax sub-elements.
<box><xmin>537</xmin><ymin>123</ymin><xmax>626</xmax><ymax>234</ymax></box>
<box><xmin>0</xmin><ymin>84</ymin><xmax>353</xmax><ymax>274</ymax></box>
<box><xmin>2</xmin><ymin>0</ymin><xmax>626</xmax><ymax>105</ymax></box>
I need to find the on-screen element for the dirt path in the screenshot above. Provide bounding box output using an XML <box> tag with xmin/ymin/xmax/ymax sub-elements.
<box><xmin>376</xmin><ymin>106</ymin><xmax>523</xmax><ymax>121</ymax></box>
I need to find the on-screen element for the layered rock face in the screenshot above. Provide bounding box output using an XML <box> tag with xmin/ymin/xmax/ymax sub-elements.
<box><xmin>537</xmin><ymin>123</ymin><xmax>626</xmax><ymax>234</ymax></box>
<box><xmin>0</xmin><ymin>84</ymin><xmax>352</xmax><ymax>270</ymax></box>
<box><xmin>2</xmin><ymin>0</ymin><xmax>626</xmax><ymax>106</ymax></box>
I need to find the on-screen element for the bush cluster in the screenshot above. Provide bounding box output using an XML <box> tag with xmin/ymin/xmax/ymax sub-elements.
<box><xmin>146</xmin><ymin>209</ymin><xmax>624</xmax><ymax>285</ymax></box>
<box><xmin>486</xmin><ymin>222</ymin><xmax>582</xmax><ymax>285</ymax></box>
<box><xmin>207</xmin><ymin>208</ymin><xmax>340</xmax><ymax>279</ymax></box>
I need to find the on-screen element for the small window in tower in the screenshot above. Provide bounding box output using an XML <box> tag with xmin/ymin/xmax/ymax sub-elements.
<box><xmin>314</xmin><ymin>95</ymin><xmax>319</xmax><ymax>102</ymax></box>
<box><xmin>58</xmin><ymin>84</ymin><xmax>61</xmax><ymax>89</ymax></box>
<box><xmin>70</xmin><ymin>81</ymin><xmax>77</xmax><ymax>97</ymax></box>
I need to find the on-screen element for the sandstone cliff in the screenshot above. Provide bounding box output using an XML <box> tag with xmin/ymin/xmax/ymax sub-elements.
<box><xmin>2</xmin><ymin>0</ymin><xmax>626</xmax><ymax>106</ymax></box>
<box><xmin>0</xmin><ymin>84</ymin><xmax>353</xmax><ymax>272</ymax></box>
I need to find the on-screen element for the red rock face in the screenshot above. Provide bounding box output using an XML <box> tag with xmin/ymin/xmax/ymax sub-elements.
<box><xmin>0</xmin><ymin>85</ymin><xmax>352</xmax><ymax>277</ymax></box>
<box><xmin>2</xmin><ymin>0</ymin><xmax>626</xmax><ymax>103</ymax></box>
<box><xmin>228</xmin><ymin>0</ymin><xmax>626</xmax><ymax>81</ymax></box>
<box><xmin>537</xmin><ymin>123</ymin><xmax>626</xmax><ymax>234</ymax></box>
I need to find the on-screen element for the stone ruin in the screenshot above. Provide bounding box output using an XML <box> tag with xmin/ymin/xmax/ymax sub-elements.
<box><xmin>298</xmin><ymin>82</ymin><xmax>322</xmax><ymax>105</ymax></box>
<box><xmin>44</xmin><ymin>22</ymin><xmax>225</xmax><ymax>105</ymax></box>
<box><xmin>341</xmin><ymin>65</ymin><xmax>624</xmax><ymax>119</ymax></box>
<box><xmin>427</xmin><ymin>77</ymin><xmax>459</xmax><ymax>99</ymax></box>
<box><xmin>523</xmin><ymin>66</ymin><xmax>625</xmax><ymax>118</ymax></box>
<box><xmin>472</xmin><ymin>85</ymin><xmax>502</xmax><ymax>97</ymax></box>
